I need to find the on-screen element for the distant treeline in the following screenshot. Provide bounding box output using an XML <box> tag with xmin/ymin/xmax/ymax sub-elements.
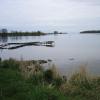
<box><xmin>80</xmin><ymin>30</ymin><xmax>100</xmax><ymax>33</ymax></box>
<box><xmin>0</xmin><ymin>31</ymin><xmax>66</xmax><ymax>37</ymax></box>
<box><xmin>0</xmin><ymin>31</ymin><xmax>46</xmax><ymax>36</ymax></box>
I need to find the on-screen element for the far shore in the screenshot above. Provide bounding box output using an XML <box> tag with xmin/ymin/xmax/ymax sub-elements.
<box><xmin>80</xmin><ymin>30</ymin><xmax>100</xmax><ymax>33</ymax></box>
<box><xmin>0</xmin><ymin>31</ymin><xmax>67</xmax><ymax>37</ymax></box>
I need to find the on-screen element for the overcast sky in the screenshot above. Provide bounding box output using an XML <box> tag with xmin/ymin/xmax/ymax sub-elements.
<box><xmin>0</xmin><ymin>0</ymin><xmax>100</xmax><ymax>32</ymax></box>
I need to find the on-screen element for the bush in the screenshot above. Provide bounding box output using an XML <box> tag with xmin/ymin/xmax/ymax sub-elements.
<box><xmin>53</xmin><ymin>77</ymin><xmax>63</xmax><ymax>87</ymax></box>
<box><xmin>28</xmin><ymin>72</ymin><xmax>44</xmax><ymax>85</ymax></box>
<box><xmin>0</xmin><ymin>59</ymin><xmax>19</xmax><ymax>70</ymax></box>
<box><xmin>44</xmin><ymin>69</ymin><xmax>54</xmax><ymax>83</ymax></box>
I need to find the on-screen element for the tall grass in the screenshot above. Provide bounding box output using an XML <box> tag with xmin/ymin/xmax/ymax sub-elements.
<box><xmin>59</xmin><ymin>66</ymin><xmax>100</xmax><ymax>100</ymax></box>
<box><xmin>0</xmin><ymin>59</ymin><xmax>100</xmax><ymax>100</ymax></box>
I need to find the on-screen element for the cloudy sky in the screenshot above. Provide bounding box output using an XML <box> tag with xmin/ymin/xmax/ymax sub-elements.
<box><xmin>0</xmin><ymin>0</ymin><xmax>100</xmax><ymax>32</ymax></box>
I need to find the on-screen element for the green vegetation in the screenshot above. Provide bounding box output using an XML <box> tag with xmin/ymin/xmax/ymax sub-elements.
<box><xmin>0</xmin><ymin>31</ymin><xmax>46</xmax><ymax>36</ymax></box>
<box><xmin>0</xmin><ymin>59</ymin><xmax>100</xmax><ymax>100</ymax></box>
<box><xmin>80</xmin><ymin>30</ymin><xmax>100</xmax><ymax>33</ymax></box>
<box><xmin>0</xmin><ymin>29</ymin><xmax>67</xmax><ymax>37</ymax></box>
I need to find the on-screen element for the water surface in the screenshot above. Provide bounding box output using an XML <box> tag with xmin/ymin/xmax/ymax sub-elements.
<box><xmin>0</xmin><ymin>33</ymin><xmax>100</xmax><ymax>75</ymax></box>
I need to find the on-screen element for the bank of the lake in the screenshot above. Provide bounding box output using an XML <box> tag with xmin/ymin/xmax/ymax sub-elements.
<box><xmin>0</xmin><ymin>59</ymin><xmax>100</xmax><ymax>100</ymax></box>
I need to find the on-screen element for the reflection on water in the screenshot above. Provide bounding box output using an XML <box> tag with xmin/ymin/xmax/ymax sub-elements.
<box><xmin>0</xmin><ymin>36</ymin><xmax>8</xmax><ymax>43</ymax></box>
<box><xmin>9</xmin><ymin>36</ymin><xmax>22</xmax><ymax>41</ymax></box>
<box><xmin>0</xmin><ymin>34</ymin><xmax>100</xmax><ymax>75</ymax></box>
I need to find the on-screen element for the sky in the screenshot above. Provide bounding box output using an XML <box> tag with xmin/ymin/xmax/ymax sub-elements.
<box><xmin>0</xmin><ymin>0</ymin><xmax>100</xmax><ymax>32</ymax></box>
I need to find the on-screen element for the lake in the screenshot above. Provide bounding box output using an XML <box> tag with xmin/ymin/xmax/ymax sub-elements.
<box><xmin>0</xmin><ymin>33</ymin><xmax>100</xmax><ymax>75</ymax></box>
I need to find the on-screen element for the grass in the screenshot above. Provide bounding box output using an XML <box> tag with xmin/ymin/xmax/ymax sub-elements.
<box><xmin>0</xmin><ymin>59</ymin><xmax>100</xmax><ymax>100</ymax></box>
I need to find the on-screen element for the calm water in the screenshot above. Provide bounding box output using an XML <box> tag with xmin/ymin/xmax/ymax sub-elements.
<box><xmin>0</xmin><ymin>33</ymin><xmax>100</xmax><ymax>75</ymax></box>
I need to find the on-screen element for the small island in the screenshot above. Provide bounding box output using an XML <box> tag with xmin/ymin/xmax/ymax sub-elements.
<box><xmin>80</xmin><ymin>30</ymin><xmax>100</xmax><ymax>33</ymax></box>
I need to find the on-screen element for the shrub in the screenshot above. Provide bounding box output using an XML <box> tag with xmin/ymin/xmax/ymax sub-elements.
<box><xmin>44</xmin><ymin>69</ymin><xmax>54</xmax><ymax>83</ymax></box>
<box><xmin>28</xmin><ymin>72</ymin><xmax>44</xmax><ymax>85</ymax></box>
<box><xmin>53</xmin><ymin>77</ymin><xmax>63</xmax><ymax>87</ymax></box>
<box><xmin>0</xmin><ymin>59</ymin><xmax>19</xmax><ymax>70</ymax></box>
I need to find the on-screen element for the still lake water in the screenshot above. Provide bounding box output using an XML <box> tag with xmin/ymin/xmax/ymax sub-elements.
<box><xmin>0</xmin><ymin>33</ymin><xmax>100</xmax><ymax>75</ymax></box>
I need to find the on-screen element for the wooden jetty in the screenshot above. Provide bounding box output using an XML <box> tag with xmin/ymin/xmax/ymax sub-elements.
<box><xmin>0</xmin><ymin>41</ymin><xmax>55</xmax><ymax>50</ymax></box>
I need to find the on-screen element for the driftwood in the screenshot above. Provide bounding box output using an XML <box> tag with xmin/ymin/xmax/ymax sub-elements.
<box><xmin>0</xmin><ymin>41</ymin><xmax>55</xmax><ymax>50</ymax></box>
